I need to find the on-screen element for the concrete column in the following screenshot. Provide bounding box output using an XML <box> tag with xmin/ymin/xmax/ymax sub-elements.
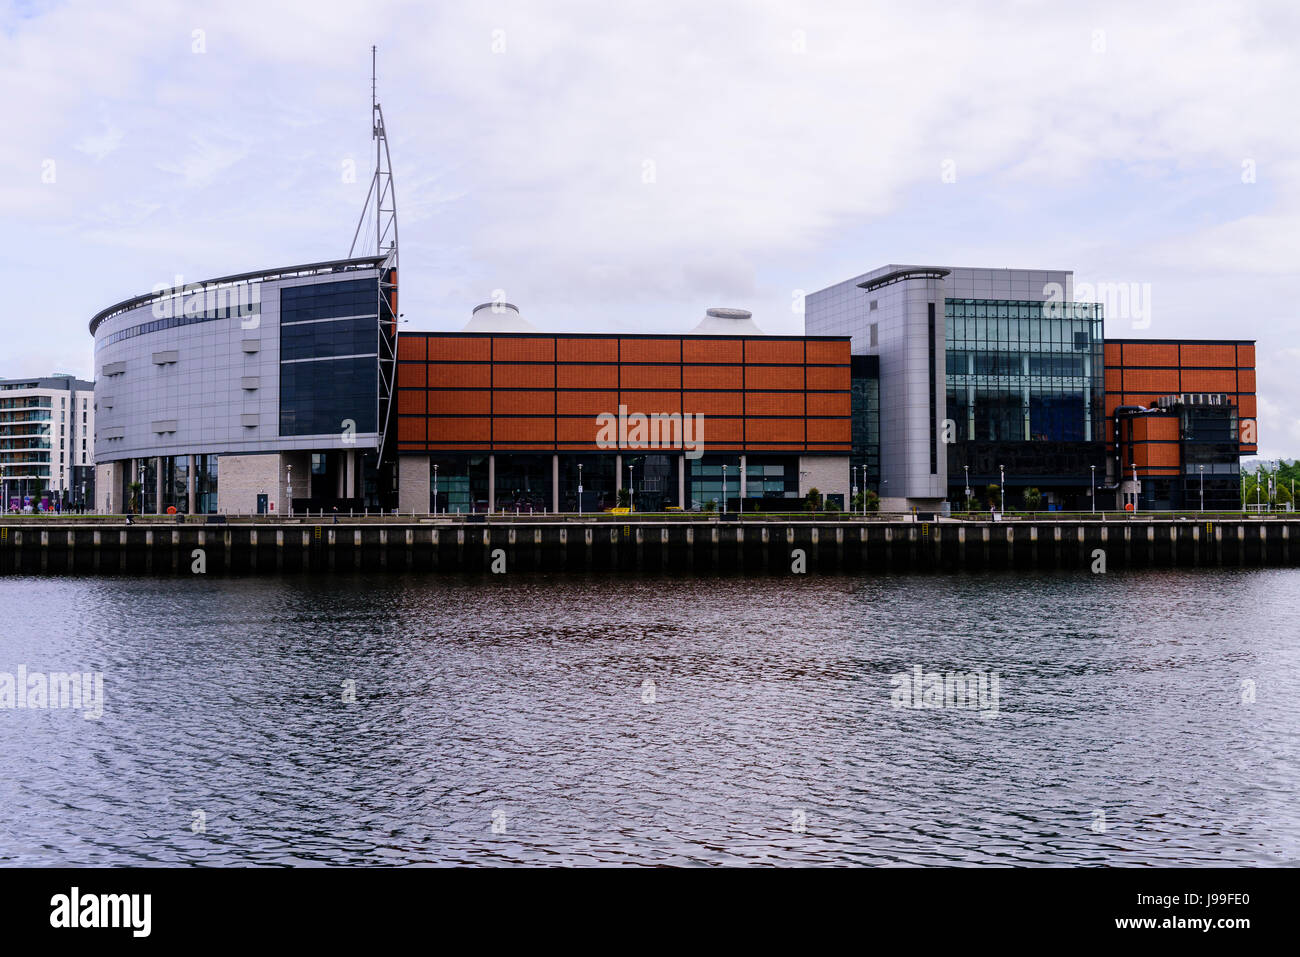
<box><xmin>336</xmin><ymin>452</ymin><xmax>345</xmax><ymax>498</ymax></box>
<box><xmin>155</xmin><ymin>457</ymin><xmax>163</xmax><ymax>513</ymax></box>
<box><xmin>186</xmin><ymin>454</ymin><xmax>196</xmax><ymax>514</ymax></box>
<box><xmin>552</xmin><ymin>454</ymin><xmax>560</xmax><ymax>513</ymax></box>
<box><xmin>616</xmin><ymin>454</ymin><xmax>623</xmax><ymax>491</ymax></box>
<box><xmin>488</xmin><ymin>454</ymin><xmax>496</xmax><ymax>512</ymax></box>
<box><xmin>679</xmin><ymin>455</ymin><xmax>687</xmax><ymax>509</ymax></box>
<box><xmin>346</xmin><ymin>450</ymin><xmax>357</xmax><ymax>498</ymax></box>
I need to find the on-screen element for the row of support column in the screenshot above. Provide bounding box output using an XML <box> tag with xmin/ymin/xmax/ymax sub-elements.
<box><xmin>425</xmin><ymin>452</ymin><xmax>779</xmax><ymax>514</ymax></box>
<box><xmin>413</xmin><ymin>451</ymin><xmax>789</xmax><ymax>515</ymax></box>
<box><xmin>114</xmin><ymin>450</ymin><xmax>367</xmax><ymax>515</ymax></box>
<box><xmin>116</xmin><ymin>454</ymin><xmax>192</xmax><ymax>514</ymax></box>
<box><xmin>335</xmin><ymin>450</ymin><xmax>358</xmax><ymax>499</ymax></box>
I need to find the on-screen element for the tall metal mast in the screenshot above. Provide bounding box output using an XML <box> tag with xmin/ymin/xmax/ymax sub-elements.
<box><xmin>349</xmin><ymin>46</ymin><xmax>399</xmax><ymax>467</ymax></box>
<box><xmin>349</xmin><ymin>45</ymin><xmax>398</xmax><ymax>267</ymax></box>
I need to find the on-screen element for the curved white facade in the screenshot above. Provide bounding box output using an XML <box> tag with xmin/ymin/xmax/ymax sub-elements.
<box><xmin>90</xmin><ymin>256</ymin><xmax>391</xmax><ymax>513</ymax></box>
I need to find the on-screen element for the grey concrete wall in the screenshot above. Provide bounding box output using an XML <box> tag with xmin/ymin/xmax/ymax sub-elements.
<box><xmin>398</xmin><ymin>455</ymin><xmax>430</xmax><ymax>514</ymax></box>
<box><xmin>216</xmin><ymin>453</ymin><xmax>282</xmax><ymax>514</ymax></box>
<box><xmin>94</xmin><ymin>462</ymin><xmax>121</xmax><ymax>512</ymax></box>
<box><xmin>798</xmin><ymin>455</ymin><xmax>849</xmax><ymax>502</ymax></box>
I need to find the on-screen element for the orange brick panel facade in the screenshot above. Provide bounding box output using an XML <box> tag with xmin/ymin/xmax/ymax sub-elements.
<box><xmin>620</xmin><ymin>365</ymin><xmax>682</xmax><ymax>389</ymax></box>
<box><xmin>556</xmin><ymin>338</ymin><xmax>618</xmax><ymax>362</ymax></box>
<box><xmin>1106</xmin><ymin>339</ymin><xmax>1255</xmax><ymax>438</ymax></box>
<box><xmin>395</xmin><ymin>333</ymin><xmax>851</xmax><ymax>454</ymax></box>
<box><xmin>683</xmin><ymin>338</ymin><xmax>741</xmax><ymax>364</ymax></box>
<box><xmin>557</xmin><ymin>364</ymin><xmax>618</xmax><ymax>389</ymax></box>
<box><xmin>683</xmin><ymin>365</ymin><xmax>742</xmax><ymax>390</ymax></box>
<box><xmin>1105</xmin><ymin>338</ymin><xmax>1257</xmax><ymax>470</ymax></box>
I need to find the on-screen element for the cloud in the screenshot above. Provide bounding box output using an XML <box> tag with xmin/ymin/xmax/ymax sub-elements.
<box><xmin>74</xmin><ymin>114</ymin><xmax>124</xmax><ymax>161</ymax></box>
<box><xmin>0</xmin><ymin>0</ymin><xmax>1298</xmax><ymax>450</ymax></box>
<box><xmin>154</xmin><ymin>134</ymin><xmax>251</xmax><ymax>186</ymax></box>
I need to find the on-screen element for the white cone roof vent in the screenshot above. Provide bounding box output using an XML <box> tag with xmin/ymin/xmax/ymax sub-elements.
<box><xmin>688</xmin><ymin>307</ymin><xmax>764</xmax><ymax>335</ymax></box>
<box><xmin>464</xmin><ymin>301</ymin><xmax>538</xmax><ymax>332</ymax></box>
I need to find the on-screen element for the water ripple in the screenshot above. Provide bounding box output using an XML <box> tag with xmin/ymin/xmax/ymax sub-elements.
<box><xmin>0</xmin><ymin>569</ymin><xmax>1297</xmax><ymax>865</ymax></box>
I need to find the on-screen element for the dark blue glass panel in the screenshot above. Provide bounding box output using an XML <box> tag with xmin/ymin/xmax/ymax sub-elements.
<box><xmin>279</xmin><ymin>357</ymin><xmax>377</xmax><ymax>436</ymax></box>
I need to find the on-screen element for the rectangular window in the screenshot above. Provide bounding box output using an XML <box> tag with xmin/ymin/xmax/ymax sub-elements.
<box><xmin>280</xmin><ymin>315</ymin><xmax>377</xmax><ymax>361</ymax></box>
<box><xmin>280</xmin><ymin>356</ymin><xmax>378</xmax><ymax>436</ymax></box>
<box><xmin>928</xmin><ymin>303</ymin><xmax>937</xmax><ymax>474</ymax></box>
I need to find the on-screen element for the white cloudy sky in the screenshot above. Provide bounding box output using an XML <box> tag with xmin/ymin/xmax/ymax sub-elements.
<box><xmin>1</xmin><ymin>0</ymin><xmax>1298</xmax><ymax>456</ymax></box>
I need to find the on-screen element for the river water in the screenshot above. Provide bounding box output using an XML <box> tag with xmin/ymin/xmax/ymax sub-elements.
<box><xmin>1</xmin><ymin>569</ymin><xmax>1296</xmax><ymax>866</ymax></box>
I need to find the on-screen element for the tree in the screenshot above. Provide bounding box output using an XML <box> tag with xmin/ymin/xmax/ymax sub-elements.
<box><xmin>1022</xmin><ymin>487</ymin><xmax>1042</xmax><ymax>511</ymax></box>
<box><xmin>985</xmin><ymin>483</ymin><xmax>1000</xmax><ymax>511</ymax></box>
<box><xmin>804</xmin><ymin>487</ymin><xmax>823</xmax><ymax>511</ymax></box>
<box><xmin>128</xmin><ymin>481</ymin><xmax>143</xmax><ymax>515</ymax></box>
<box><xmin>1244</xmin><ymin>469</ymin><xmax>1295</xmax><ymax>509</ymax></box>
<box><xmin>615</xmin><ymin>487</ymin><xmax>630</xmax><ymax>508</ymax></box>
<box><xmin>852</xmin><ymin>489</ymin><xmax>880</xmax><ymax>513</ymax></box>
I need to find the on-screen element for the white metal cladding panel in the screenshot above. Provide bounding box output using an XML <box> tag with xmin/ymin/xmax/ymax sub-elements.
<box><xmin>944</xmin><ymin>267</ymin><xmax>1073</xmax><ymax>303</ymax></box>
<box><xmin>91</xmin><ymin>269</ymin><xmax>380</xmax><ymax>463</ymax></box>
<box><xmin>806</xmin><ymin>270</ymin><xmax>947</xmax><ymax>500</ymax></box>
<box><xmin>92</xmin><ymin>291</ymin><xmax>279</xmax><ymax>462</ymax></box>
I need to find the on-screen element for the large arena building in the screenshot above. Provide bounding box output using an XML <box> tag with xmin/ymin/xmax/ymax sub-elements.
<box><xmin>90</xmin><ymin>287</ymin><xmax>858</xmax><ymax>514</ymax></box>
<box><xmin>84</xmin><ymin>87</ymin><xmax>1258</xmax><ymax>516</ymax></box>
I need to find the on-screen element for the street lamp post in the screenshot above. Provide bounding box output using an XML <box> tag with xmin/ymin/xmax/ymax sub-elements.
<box><xmin>738</xmin><ymin>459</ymin><xmax>744</xmax><ymax>515</ymax></box>
<box><xmin>1090</xmin><ymin>464</ymin><xmax>1096</xmax><ymax>515</ymax></box>
<box><xmin>1132</xmin><ymin>463</ymin><xmax>1139</xmax><ymax>514</ymax></box>
<box><xmin>577</xmin><ymin>463</ymin><xmax>583</xmax><ymax>515</ymax></box>
<box><xmin>851</xmin><ymin>465</ymin><xmax>858</xmax><ymax>517</ymax></box>
<box><xmin>721</xmin><ymin>464</ymin><xmax>727</xmax><ymax>513</ymax></box>
<box><xmin>963</xmin><ymin>464</ymin><xmax>971</xmax><ymax>512</ymax></box>
<box><xmin>286</xmin><ymin>465</ymin><xmax>292</xmax><ymax>518</ymax></box>
<box><xmin>433</xmin><ymin>463</ymin><xmax>438</xmax><ymax>515</ymax></box>
<box><xmin>999</xmin><ymin>464</ymin><xmax>1005</xmax><ymax>515</ymax></box>
<box><xmin>1199</xmin><ymin>464</ymin><xmax>1204</xmax><ymax>514</ymax></box>
<box><xmin>628</xmin><ymin>463</ymin><xmax>635</xmax><ymax>513</ymax></box>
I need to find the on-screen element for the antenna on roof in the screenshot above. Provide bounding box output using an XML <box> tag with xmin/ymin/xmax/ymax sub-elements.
<box><xmin>348</xmin><ymin>46</ymin><xmax>400</xmax><ymax>467</ymax></box>
<box><xmin>348</xmin><ymin>44</ymin><xmax>398</xmax><ymax>270</ymax></box>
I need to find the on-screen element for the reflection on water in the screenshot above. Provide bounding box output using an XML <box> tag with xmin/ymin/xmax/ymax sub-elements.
<box><xmin>1</xmin><ymin>569</ymin><xmax>1297</xmax><ymax>865</ymax></box>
